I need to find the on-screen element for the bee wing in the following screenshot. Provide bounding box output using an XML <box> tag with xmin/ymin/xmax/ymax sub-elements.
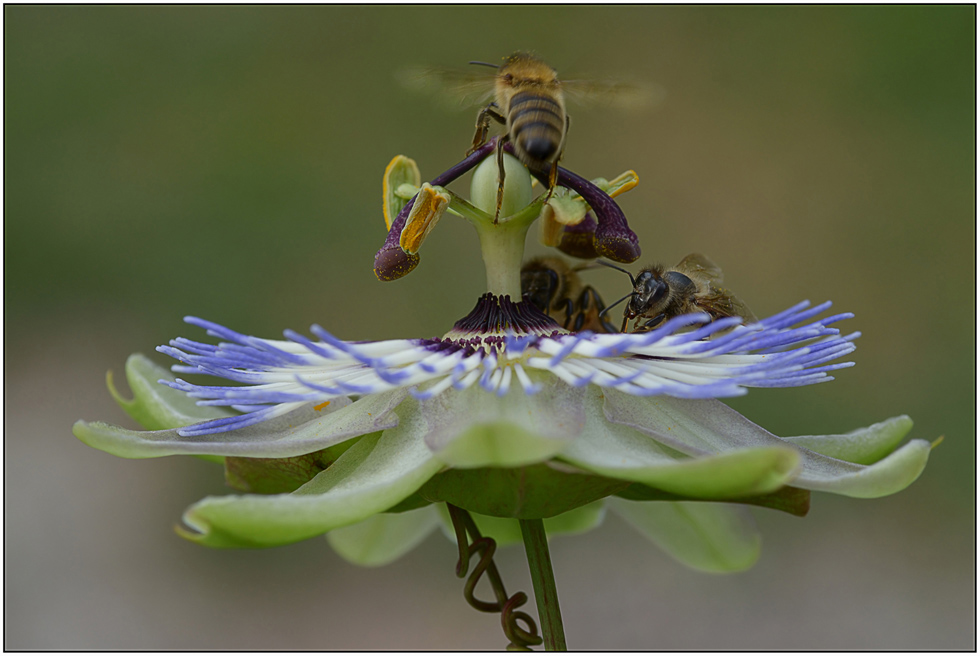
<box><xmin>699</xmin><ymin>288</ymin><xmax>758</xmax><ymax>324</ymax></box>
<box><xmin>676</xmin><ymin>253</ymin><xmax>725</xmax><ymax>284</ymax></box>
<box><xmin>398</xmin><ymin>66</ymin><xmax>496</xmax><ymax>108</ymax></box>
<box><xmin>561</xmin><ymin>78</ymin><xmax>665</xmax><ymax>110</ymax></box>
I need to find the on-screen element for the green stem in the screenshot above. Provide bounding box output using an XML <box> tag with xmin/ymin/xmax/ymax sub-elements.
<box><xmin>474</xmin><ymin>221</ymin><xmax>530</xmax><ymax>298</ymax></box>
<box><xmin>519</xmin><ymin>518</ymin><xmax>567</xmax><ymax>651</ymax></box>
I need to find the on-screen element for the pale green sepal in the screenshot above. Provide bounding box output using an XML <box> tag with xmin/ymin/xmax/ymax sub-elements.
<box><xmin>178</xmin><ymin>402</ymin><xmax>443</xmax><ymax>548</ymax></box>
<box><xmin>420</xmin><ymin>378</ymin><xmax>585</xmax><ymax>468</ymax></box>
<box><xmin>782</xmin><ymin>415</ymin><xmax>913</xmax><ymax>465</ymax></box>
<box><xmin>327</xmin><ymin>505</ymin><xmax>441</xmax><ymax>567</ymax></box>
<box><xmin>796</xmin><ymin>438</ymin><xmax>932</xmax><ymax>498</ymax></box>
<box><xmin>566</xmin><ymin>445</ymin><xmax>800</xmax><ymax>499</ymax></box>
<box><xmin>543</xmin><ymin>500</ymin><xmax>607</xmax><ymax>537</ymax></box>
<box><xmin>602</xmin><ymin>393</ymin><xmax>928</xmax><ymax>498</ymax></box>
<box><xmin>435</xmin><ymin>501</ymin><xmax>608</xmax><ymax>547</ymax></box>
<box><xmin>73</xmin><ymin>389</ymin><xmax>406</xmax><ymax>459</ymax></box>
<box><xmin>109</xmin><ymin>354</ymin><xmax>230</xmax><ymax>430</ymax></box>
<box><xmin>561</xmin><ymin>388</ymin><xmax>800</xmax><ymax>497</ymax></box>
<box><xmin>608</xmin><ymin>497</ymin><xmax>761</xmax><ymax>574</ymax></box>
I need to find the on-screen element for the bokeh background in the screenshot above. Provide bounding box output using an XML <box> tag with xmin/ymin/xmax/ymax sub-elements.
<box><xmin>5</xmin><ymin>5</ymin><xmax>975</xmax><ymax>650</ymax></box>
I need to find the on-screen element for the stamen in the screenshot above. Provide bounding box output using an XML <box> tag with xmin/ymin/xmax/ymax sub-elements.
<box><xmin>400</xmin><ymin>183</ymin><xmax>450</xmax><ymax>255</ymax></box>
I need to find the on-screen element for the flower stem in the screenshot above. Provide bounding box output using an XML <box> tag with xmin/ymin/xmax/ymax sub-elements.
<box><xmin>519</xmin><ymin>518</ymin><xmax>567</xmax><ymax>651</ymax></box>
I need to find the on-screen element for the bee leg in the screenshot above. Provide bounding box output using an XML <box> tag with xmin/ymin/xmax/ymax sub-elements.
<box><xmin>468</xmin><ymin>104</ymin><xmax>506</xmax><ymax>155</ymax></box>
<box><xmin>640</xmin><ymin>314</ymin><xmax>666</xmax><ymax>330</ymax></box>
<box><xmin>493</xmin><ymin>134</ymin><xmax>509</xmax><ymax>223</ymax></box>
<box><xmin>544</xmin><ymin>160</ymin><xmax>559</xmax><ymax>203</ymax></box>
<box><xmin>544</xmin><ymin>115</ymin><xmax>570</xmax><ymax>203</ymax></box>
<box><xmin>584</xmin><ymin>287</ymin><xmax>619</xmax><ymax>334</ymax></box>
<box><xmin>559</xmin><ymin>298</ymin><xmax>574</xmax><ymax>329</ymax></box>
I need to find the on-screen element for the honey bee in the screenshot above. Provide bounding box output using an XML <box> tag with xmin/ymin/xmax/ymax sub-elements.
<box><xmin>469</xmin><ymin>53</ymin><xmax>568</xmax><ymax>187</ymax></box>
<box><xmin>521</xmin><ymin>257</ymin><xmax>618</xmax><ymax>333</ymax></box>
<box><xmin>404</xmin><ymin>53</ymin><xmax>659</xmax><ymax>220</ymax></box>
<box><xmin>602</xmin><ymin>254</ymin><xmax>757</xmax><ymax>333</ymax></box>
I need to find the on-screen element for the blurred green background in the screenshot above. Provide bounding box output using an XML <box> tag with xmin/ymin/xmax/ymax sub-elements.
<box><xmin>5</xmin><ymin>5</ymin><xmax>974</xmax><ymax>650</ymax></box>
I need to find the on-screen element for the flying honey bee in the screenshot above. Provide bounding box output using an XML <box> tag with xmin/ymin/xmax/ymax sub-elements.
<box><xmin>521</xmin><ymin>257</ymin><xmax>618</xmax><ymax>333</ymax></box>
<box><xmin>601</xmin><ymin>254</ymin><xmax>757</xmax><ymax>333</ymax></box>
<box><xmin>404</xmin><ymin>52</ymin><xmax>659</xmax><ymax>221</ymax></box>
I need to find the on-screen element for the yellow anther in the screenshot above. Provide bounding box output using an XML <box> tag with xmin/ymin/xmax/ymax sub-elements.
<box><xmin>400</xmin><ymin>183</ymin><xmax>450</xmax><ymax>254</ymax></box>
<box><xmin>605</xmin><ymin>170</ymin><xmax>639</xmax><ymax>198</ymax></box>
<box><xmin>383</xmin><ymin>155</ymin><xmax>421</xmax><ymax>231</ymax></box>
<box><xmin>538</xmin><ymin>204</ymin><xmax>563</xmax><ymax>247</ymax></box>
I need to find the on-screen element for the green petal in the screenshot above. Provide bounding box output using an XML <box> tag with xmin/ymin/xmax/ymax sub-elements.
<box><xmin>796</xmin><ymin>439</ymin><xmax>932</xmax><ymax>498</ymax></box>
<box><xmin>224</xmin><ymin>439</ymin><xmax>360</xmax><ymax>494</ymax></box>
<box><xmin>608</xmin><ymin>497</ymin><xmax>762</xmax><ymax>573</ymax></box>
<box><xmin>177</xmin><ymin>401</ymin><xmax>442</xmax><ymax>548</ymax></box>
<box><xmin>603</xmin><ymin>392</ymin><xmax>930</xmax><ymax>498</ymax></box>
<box><xmin>616</xmin><ymin>483</ymin><xmax>811</xmax><ymax>517</ymax></box>
<box><xmin>561</xmin><ymin>388</ymin><xmax>800</xmax><ymax>497</ymax></box>
<box><xmin>781</xmin><ymin>415</ymin><xmax>913</xmax><ymax>465</ymax></box>
<box><xmin>542</xmin><ymin>500</ymin><xmax>607</xmax><ymax>537</ymax></box>
<box><xmin>419</xmin><ymin>461</ymin><xmax>628</xmax><ymax>518</ymax></box>
<box><xmin>435</xmin><ymin>501</ymin><xmax>608</xmax><ymax>547</ymax></box>
<box><xmin>108</xmin><ymin>353</ymin><xmax>230</xmax><ymax>430</ymax></box>
<box><xmin>73</xmin><ymin>389</ymin><xmax>405</xmax><ymax>459</ymax></box>
<box><xmin>420</xmin><ymin>378</ymin><xmax>585</xmax><ymax>468</ymax></box>
<box><xmin>327</xmin><ymin>505</ymin><xmax>440</xmax><ymax>567</ymax></box>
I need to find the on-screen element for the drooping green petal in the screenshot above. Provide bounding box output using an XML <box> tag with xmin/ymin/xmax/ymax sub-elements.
<box><xmin>73</xmin><ymin>389</ymin><xmax>406</xmax><ymax>459</ymax></box>
<box><xmin>603</xmin><ymin>392</ymin><xmax>931</xmax><ymax>498</ymax></box>
<box><xmin>616</xmin><ymin>483</ymin><xmax>811</xmax><ymax>517</ymax></box>
<box><xmin>419</xmin><ymin>461</ymin><xmax>628</xmax><ymax>518</ymax></box>
<box><xmin>781</xmin><ymin>415</ymin><xmax>913</xmax><ymax>465</ymax></box>
<box><xmin>108</xmin><ymin>353</ymin><xmax>230</xmax><ymax>430</ymax></box>
<box><xmin>607</xmin><ymin>497</ymin><xmax>762</xmax><ymax>573</ymax></box>
<box><xmin>178</xmin><ymin>401</ymin><xmax>442</xmax><ymax>548</ymax></box>
<box><xmin>419</xmin><ymin>378</ymin><xmax>586</xmax><ymax>468</ymax></box>
<box><xmin>327</xmin><ymin>505</ymin><xmax>441</xmax><ymax>567</ymax></box>
<box><xmin>435</xmin><ymin>501</ymin><xmax>608</xmax><ymax>547</ymax></box>
<box><xmin>224</xmin><ymin>439</ymin><xmax>360</xmax><ymax>494</ymax></box>
<box><xmin>563</xmin><ymin>388</ymin><xmax>800</xmax><ymax>497</ymax></box>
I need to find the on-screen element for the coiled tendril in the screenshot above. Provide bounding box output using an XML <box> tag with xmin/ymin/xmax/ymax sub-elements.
<box><xmin>446</xmin><ymin>504</ymin><xmax>543</xmax><ymax>651</ymax></box>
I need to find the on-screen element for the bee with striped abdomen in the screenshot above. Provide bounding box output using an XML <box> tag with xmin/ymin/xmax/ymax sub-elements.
<box><xmin>470</xmin><ymin>53</ymin><xmax>568</xmax><ymax>190</ymax></box>
<box><xmin>404</xmin><ymin>52</ymin><xmax>658</xmax><ymax>221</ymax></box>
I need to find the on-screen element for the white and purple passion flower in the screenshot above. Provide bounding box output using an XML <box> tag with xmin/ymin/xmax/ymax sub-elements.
<box><xmin>74</xmin><ymin>144</ymin><xmax>933</xmax><ymax>574</ymax></box>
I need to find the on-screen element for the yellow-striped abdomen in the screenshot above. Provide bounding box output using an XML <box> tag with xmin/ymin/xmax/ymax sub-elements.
<box><xmin>506</xmin><ymin>89</ymin><xmax>566</xmax><ymax>166</ymax></box>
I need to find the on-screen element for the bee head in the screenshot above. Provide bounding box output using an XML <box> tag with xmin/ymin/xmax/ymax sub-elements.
<box><xmin>627</xmin><ymin>270</ymin><xmax>667</xmax><ymax>318</ymax></box>
<box><xmin>520</xmin><ymin>267</ymin><xmax>560</xmax><ymax>312</ymax></box>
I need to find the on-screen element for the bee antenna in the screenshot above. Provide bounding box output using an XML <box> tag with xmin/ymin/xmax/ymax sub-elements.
<box><xmin>596</xmin><ymin>260</ymin><xmax>636</xmax><ymax>287</ymax></box>
<box><xmin>469</xmin><ymin>60</ymin><xmax>499</xmax><ymax>69</ymax></box>
<box><xmin>598</xmin><ymin>292</ymin><xmax>635</xmax><ymax>319</ymax></box>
